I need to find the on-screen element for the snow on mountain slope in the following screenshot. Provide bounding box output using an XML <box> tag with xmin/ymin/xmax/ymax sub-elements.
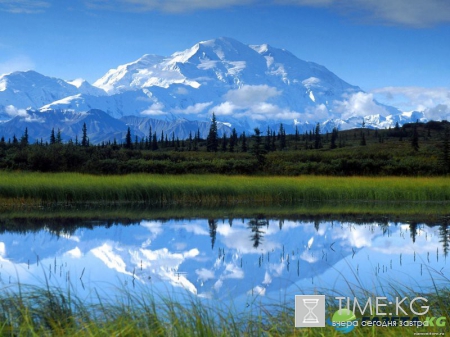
<box><xmin>0</xmin><ymin>70</ymin><xmax>79</xmax><ymax>110</ymax></box>
<box><xmin>94</xmin><ymin>55</ymin><xmax>198</xmax><ymax>94</ymax></box>
<box><xmin>40</xmin><ymin>90</ymin><xmax>159</xmax><ymax>119</ymax></box>
<box><xmin>53</xmin><ymin>37</ymin><xmax>377</xmax><ymax>133</ymax></box>
<box><xmin>0</xmin><ymin>71</ymin><xmax>105</xmax><ymax>121</ymax></box>
<box><xmin>0</xmin><ymin>37</ymin><xmax>433</xmax><ymax>141</ymax></box>
<box><xmin>67</xmin><ymin>78</ymin><xmax>107</xmax><ymax>96</ymax></box>
<box><xmin>91</xmin><ymin>37</ymin><xmax>359</xmax><ymax>116</ymax></box>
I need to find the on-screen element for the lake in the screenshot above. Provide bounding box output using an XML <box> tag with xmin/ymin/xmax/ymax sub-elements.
<box><xmin>0</xmin><ymin>216</ymin><xmax>448</xmax><ymax>312</ymax></box>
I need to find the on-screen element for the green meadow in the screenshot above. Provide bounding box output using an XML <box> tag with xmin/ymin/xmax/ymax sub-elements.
<box><xmin>1</xmin><ymin>172</ymin><xmax>450</xmax><ymax>205</ymax></box>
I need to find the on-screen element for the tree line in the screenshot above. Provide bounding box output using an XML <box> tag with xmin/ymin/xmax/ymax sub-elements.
<box><xmin>1</xmin><ymin>116</ymin><xmax>450</xmax><ymax>176</ymax></box>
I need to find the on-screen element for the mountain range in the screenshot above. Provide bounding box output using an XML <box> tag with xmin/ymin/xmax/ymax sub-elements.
<box><xmin>0</xmin><ymin>37</ymin><xmax>427</xmax><ymax>143</ymax></box>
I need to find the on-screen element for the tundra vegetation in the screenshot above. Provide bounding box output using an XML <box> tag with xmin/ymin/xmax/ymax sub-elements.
<box><xmin>0</xmin><ymin>120</ymin><xmax>449</xmax><ymax>176</ymax></box>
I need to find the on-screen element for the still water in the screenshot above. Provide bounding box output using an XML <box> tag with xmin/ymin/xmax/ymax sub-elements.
<box><xmin>0</xmin><ymin>217</ymin><xmax>448</xmax><ymax>308</ymax></box>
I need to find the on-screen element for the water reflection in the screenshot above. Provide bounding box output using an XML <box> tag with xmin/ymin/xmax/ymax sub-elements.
<box><xmin>0</xmin><ymin>218</ymin><xmax>448</xmax><ymax>307</ymax></box>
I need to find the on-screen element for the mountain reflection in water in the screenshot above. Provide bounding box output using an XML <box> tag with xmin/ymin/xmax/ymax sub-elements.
<box><xmin>0</xmin><ymin>218</ymin><xmax>448</xmax><ymax>307</ymax></box>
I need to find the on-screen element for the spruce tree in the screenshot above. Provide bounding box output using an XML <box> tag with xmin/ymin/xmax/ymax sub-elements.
<box><xmin>50</xmin><ymin>128</ymin><xmax>56</xmax><ymax>145</ymax></box>
<box><xmin>20</xmin><ymin>127</ymin><xmax>29</xmax><ymax>147</ymax></box>
<box><xmin>152</xmin><ymin>132</ymin><xmax>158</xmax><ymax>151</ymax></box>
<box><xmin>251</xmin><ymin>128</ymin><xmax>266</xmax><ymax>167</ymax></box>
<box><xmin>241</xmin><ymin>132</ymin><xmax>247</xmax><ymax>152</ymax></box>
<box><xmin>294</xmin><ymin>125</ymin><xmax>299</xmax><ymax>141</ymax></box>
<box><xmin>278</xmin><ymin>124</ymin><xmax>286</xmax><ymax>150</ymax></box>
<box><xmin>229</xmin><ymin>128</ymin><xmax>237</xmax><ymax>152</ymax></box>
<box><xmin>81</xmin><ymin>123</ymin><xmax>88</xmax><ymax>147</ymax></box>
<box><xmin>125</xmin><ymin>127</ymin><xmax>133</xmax><ymax>149</ymax></box>
<box><xmin>188</xmin><ymin>131</ymin><xmax>193</xmax><ymax>151</ymax></box>
<box><xmin>206</xmin><ymin>112</ymin><xmax>218</xmax><ymax>152</ymax></box>
<box><xmin>314</xmin><ymin>123</ymin><xmax>322</xmax><ymax>149</ymax></box>
<box><xmin>56</xmin><ymin>128</ymin><xmax>62</xmax><ymax>144</ymax></box>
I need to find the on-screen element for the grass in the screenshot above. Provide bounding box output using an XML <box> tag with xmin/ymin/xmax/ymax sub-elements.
<box><xmin>0</xmin><ymin>282</ymin><xmax>448</xmax><ymax>336</ymax></box>
<box><xmin>1</xmin><ymin>172</ymin><xmax>450</xmax><ymax>207</ymax></box>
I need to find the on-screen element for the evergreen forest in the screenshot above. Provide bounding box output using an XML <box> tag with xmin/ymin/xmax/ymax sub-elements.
<box><xmin>1</xmin><ymin>117</ymin><xmax>450</xmax><ymax>176</ymax></box>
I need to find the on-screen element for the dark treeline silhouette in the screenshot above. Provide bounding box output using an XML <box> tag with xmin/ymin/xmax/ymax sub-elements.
<box><xmin>1</xmin><ymin>120</ymin><xmax>450</xmax><ymax>175</ymax></box>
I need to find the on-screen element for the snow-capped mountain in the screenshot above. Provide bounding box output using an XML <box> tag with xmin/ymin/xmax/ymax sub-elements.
<box><xmin>0</xmin><ymin>37</ymin><xmax>432</xmax><ymax>142</ymax></box>
<box><xmin>0</xmin><ymin>70</ymin><xmax>105</xmax><ymax>120</ymax></box>
<box><xmin>89</xmin><ymin>37</ymin><xmax>363</xmax><ymax>120</ymax></box>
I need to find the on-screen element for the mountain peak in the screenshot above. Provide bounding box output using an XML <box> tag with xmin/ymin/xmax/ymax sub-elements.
<box><xmin>1</xmin><ymin>37</ymin><xmax>412</xmax><ymax>141</ymax></box>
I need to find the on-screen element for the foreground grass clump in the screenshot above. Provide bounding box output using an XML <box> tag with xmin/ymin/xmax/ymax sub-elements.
<box><xmin>1</xmin><ymin>172</ymin><xmax>450</xmax><ymax>206</ymax></box>
<box><xmin>0</xmin><ymin>284</ymin><xmax>449</xmax><ymax>336</ymax></box>
<box><xmin>0</xmin><ymin>285</ymin><xmax>295</xmax><ymax>337</ymax></box>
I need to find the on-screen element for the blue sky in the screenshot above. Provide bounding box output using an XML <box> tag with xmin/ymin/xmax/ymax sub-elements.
<box><xmin>0</xmin><ymin>0</ymin><xmax>449</xmax><ymax>112</ymax></box>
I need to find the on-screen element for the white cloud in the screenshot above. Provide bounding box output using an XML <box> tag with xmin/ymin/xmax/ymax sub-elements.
<box><xmin>6</xmin><ymin>107</ymin><xmax>45</xmax><ymax>123</ymax></box>
<box><xmin>195</xmin><ymin>268</ymin><xmax>215</xmax><ymax>282</ymax></box>
<box><xmin>372</xmin><ymin>86</ymin><xmax>450</xmax><ymax>120</ymax></box>
<box><xmin>172</xmin><ymin>102</ymin><xmax>213</xmax><ymax>115</ymax></box>
<box><xmin>250</xmin><ymin>102</ymin><xmax>302</xmax><ymax>120</ymax></box>
<box><xmin>0</xmin><ymin>55</ymin><xmax>35</xmax><ymax>75</ymax></box>
<box><xmin>224</xmin><ymin>85</ymin><xmax>281</xmax><ymax>108</ymax></box>
<box><xmin>333</xmin><ymin>92</ymin><xmax>389</xmax><ymax>120</ymax></box>
<box><xmin>247</xmin><ymin>285</ymin><xmax>266</xmax><ymax>296</ymax></box>
<box><xmin>372</xmin><ymin>86</ymin><xmax>450</xmax><ymax>111</ymax></box>
<box><xmin>211</xmin><ymin>85</ymin><xmax>301</xmax><ymax>121</ymax></box>
<box><xmin>141</xmin><ymin>102</ymin><xmax>166</xmax><ymax>116</ymax></box>
<box><xmin>213</xmin><ymin>101</ymin><xmax>236</xmax><ymax>116</ymax></box>
<box><xmin>0</xmin><ymin>0</ymin><xmax>50</xmax><ymax>13</ymax></box>
<box><xmin>5</xmin><ymin>105</ymin><xmax>28</xmax><ymax>117</ymax></box>
<box><xmin>425</xmin><ymin>104</ymin><xmax>450</xmax><ymax>121</ymax></box>
<box><xmin>304</xmin><ymin>103</ymin><xmax>330</xmax><ymax>121</ymax></box>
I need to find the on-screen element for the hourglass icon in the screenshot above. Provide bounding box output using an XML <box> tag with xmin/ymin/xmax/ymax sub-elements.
<box><xmin>302</xmin><ymin>298</ymin><xmax>319</xmax><ymax>323</ymax></box>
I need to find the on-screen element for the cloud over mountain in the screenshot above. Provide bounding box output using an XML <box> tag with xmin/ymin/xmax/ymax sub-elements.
<box><xmin>372</xmin><ymin>86</ymin><xmax>450</xmax><ymax>120</ymax></box>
